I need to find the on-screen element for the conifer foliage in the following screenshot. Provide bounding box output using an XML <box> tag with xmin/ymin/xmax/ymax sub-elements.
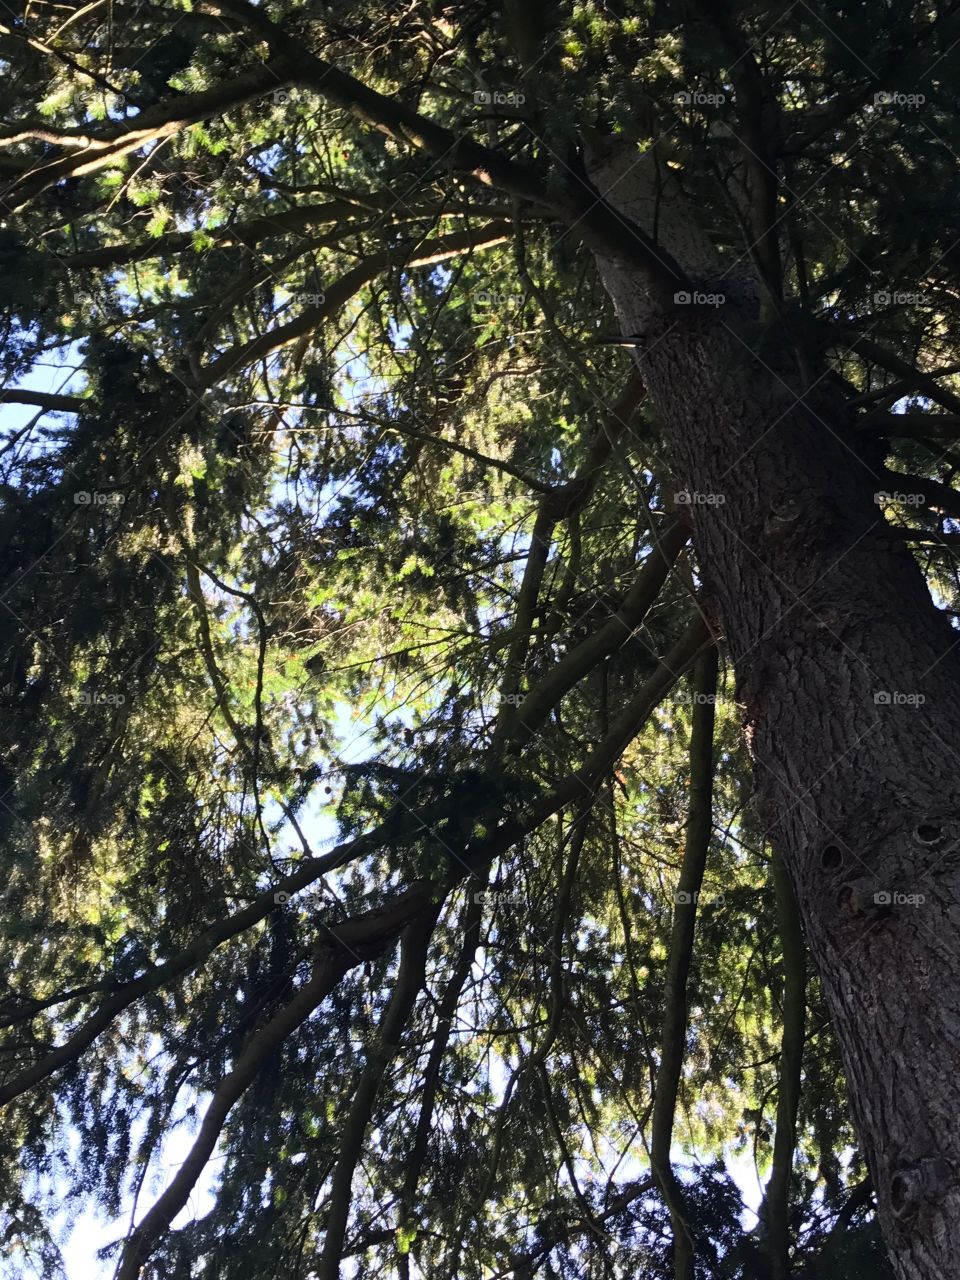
<box><xmin>1</xmin><ymin>3</ymin><xmax>959</xmax><ymax>1277</ymax></box>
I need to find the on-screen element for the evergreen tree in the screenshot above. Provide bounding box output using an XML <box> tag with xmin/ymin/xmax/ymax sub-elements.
<box><xmin>1</xmin><ymin>3</ymin><xmax>958</xmax><ymax>1277</ymax></box>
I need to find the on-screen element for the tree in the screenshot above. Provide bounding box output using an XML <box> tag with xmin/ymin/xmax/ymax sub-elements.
<box><xmin>0</xmin><ymin>2</ymin><xmax>958</xmax><ymax>1277</ymax></box>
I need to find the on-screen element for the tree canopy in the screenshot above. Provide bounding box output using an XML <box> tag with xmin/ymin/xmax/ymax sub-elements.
<box><xmin>1</xmin><ymin>1</ymin><xmax>960</xmax><ymax>1277</ymax></box>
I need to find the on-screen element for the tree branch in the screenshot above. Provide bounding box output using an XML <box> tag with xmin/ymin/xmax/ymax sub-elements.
<box><xmin>316</xmin><ymin>905</ymin><xmax>441</xmax><ymax>1280</ymax></box>
<box><xmin>504</xmin><ymin>517</ymin><xmax>690</xmax><ymax>752</ymax></box>
<box><xmin>0</xmin><ymin>614</ymin><xmax>703</xmax><ymax>1117</ymax></box>
<box><xmin>858</xmin><ymin>411</ymin><xmax>960</xmax><ymax>442</ymax></box>
<box><xmin>0</xmin><ymin>61</ymin><xmax>293</xmax><ymax>209</ymax></box>
<box><xmin>878</xmin><ymin>468</ymin><xmax>960</xmax><ymax>522</ymax></box>
<box><xmin>198</xmin><ymin>221</ymin><xmax>512</xmax><ymax>387</ymax></box>
<box><xmin>200</xmin><ymin>0</ymin><xmax>688</xmax><ymax>295</ymax></box>
<box><xmin>398</xmin><ymin>885</ymin><xmax>488</xmax><ymax>1233</ymax></box>
<box><xmin>0</xmin><ymin>389</ymin><xmax>86</xmax><ymax>413</ymax></box>
<box><xmin>758</xmin><ymin>847</ymin><xmax>807</xmax><ymax>1280</ymax></box>
<box><xmin>837</xmin><ymin>332</ymin><xmax>960</xmax><ymax>417</ymax></box>
<box><xmin>492</xmin><ymin>374</ymin><xmax>647</xmax><ymax>748</ymax></box>
<box><xmin>650</xmin><ymin>644</ymin><xmax>718</xmax><ymax>1280</ymax></box>
<box><xmin>115</xmin><ymin>940</ymin><xmax>352</xmax><ymax>1280</ymax></box>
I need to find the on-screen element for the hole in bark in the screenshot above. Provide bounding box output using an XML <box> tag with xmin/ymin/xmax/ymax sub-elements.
<box><xmin>914</xmin><ymin>822</ymin><xmax>944</xmax><ymax>847</ymax></box>
<box><xmin>891</xmin><ymin>1173</ymin><xmax>912</xmax><ymax>1218</ymax></box>
<box><xmin>820</xmin><ymin>845</ymin><xmax>843</xmax><ymax>871</ymax></box>
<box><xmin>836</xmin><ymin>883</ymin><xmax>855</xmax><ymax>912</ymax></box>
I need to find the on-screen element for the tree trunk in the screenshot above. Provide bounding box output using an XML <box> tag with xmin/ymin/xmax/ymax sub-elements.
<box><xmin>587</xmin><ymin>138</ymin><xmax>960</xmax><ymax>1280</ymax></box>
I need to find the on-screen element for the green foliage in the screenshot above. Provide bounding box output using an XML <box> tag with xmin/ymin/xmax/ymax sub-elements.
<box><xmin>0</xmin><ymin>1</ymin><xmax>956</xmax><ymax>1276</ymax></box>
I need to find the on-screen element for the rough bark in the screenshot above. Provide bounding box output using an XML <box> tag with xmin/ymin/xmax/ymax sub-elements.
<box><xmin>586</xmin><ymin>138</ymin><xmax>960</xmax><ymax>1280</ymax></box>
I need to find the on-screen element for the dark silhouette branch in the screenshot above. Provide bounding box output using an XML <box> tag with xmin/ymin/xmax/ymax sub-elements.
<box><xmin>492</xmin><ymin>373</ymin><xmax>647</xmax><ymax>748</ymax></box>
<box><xmin>0</xmin><ymin>617</ymin><xmax>705</xmax><ymax>1110</ymax></box>
<box><xmin>200</xmin><ymin>0</ymin><xmax>689</xmax><ymax>296</ymax></box>
<box><xmin>877</xmin><ymin>468</ymin><xmax>960</xmax><ymax>522</ymax></box>
<box><xmin>316</xmin><ymin>905</ymin><xmax>441</xmax><ymax>1280</ymax></box>
<box><xmin>109</xmin><ymin>621</ymin><xmax>707</xmax><ymax>1276</ymax></box>
<box><xmin>198</xmin><ymin>221</ymin><xmax>512</xmax><ymax>387</ymax></box>
<box><xmin>115</xmin><ymin>939</ymin><xmax>353</xmax><ymax>1280</ymax></box>
<box><xmin>838</xmin><ymin>332</ymin><xmax>960</xmax><ymax>417</ymax></box>
<box><xmin>0</xmin><ymin>61</ymin><xmax>293</xmax><ymax>208</ymax></box>
<box><xmin>858</xmin><ymin>411</ymin><xmax>960</xmax><ymax>443</ymax></box>
<box><xmin>759</xmin><ymin>848</ymin><xmax>807</xmax><ymax>1280</ymax></box>
<box><xmin>650</xmin><ymin>644</ymin><xmax>718</xmax><ymax>1280</ymax></box>
<box><xmin>504</xmin><ymin>517</ymin><xmax>690</xmax><ymax>752</ymax></box>
<box><xmin>0</xmin><ymin>389</ymin><xmax>86</xmax><ymax>413</ymax></box>
<box><xmin>396</xmin><ymin>885</ymin><xmax>487</xmax><ymax>1263</ymax></box>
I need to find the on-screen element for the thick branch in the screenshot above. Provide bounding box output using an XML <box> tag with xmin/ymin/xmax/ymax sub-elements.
<box><xmin>493</xmin><ymin>374</ymin><xmax>647</xmax><ymax>747</ymax></box>
<box><xmin>0</xmin><ymin>616</ymin><xmax>703</xmax><ymax>1109</ymax></box>
<box><xmin>504</xmin><ymin>518</ymin><xmax>690</xmax><ymax>751</ymax></box>
<box><xmin>0</xmin><ymin>389</ymin><xmax>86</xmax><ymax>412</ymax></box>
<box><xmin>201</xmin><ymin>0</ymin><xmax>686</xmax><ymax>295</ymax></box>
<box><xmin>875</xmin><ymin>468</ymin><xmax>960</xmax><ymax>522</ymax></box>
<box><xmin>759</xmin><ymin>848</ymin><xmax>807</xmax><ymax>1280</ymax></box>
<box><xmin>838</xmin><ymin>332</ymin><xmax>960</xmax><ymax>418</ymax></box>
<box><xmin>829</xmin><ymin>1175</ymin><xmax>874</xmax><ymax>1236</ymax></box>
<box><xmin>398</xmin><ymin>888</ymin><xmax>487</xmax><ymax>1225</ymax></box>
<box><xmin>688</xmin><ymin>1</ymin><xmax>782</xmax><ymax>302</ymax></box>
<box><xmin>1</xmin><ymin>61</ymin><xmax>292</xmax><ymax>209</ymax></box>
<box><xmin>650</xmin><ymin>645</ymin><xmax>718</xmax><ymax>1280</ymax></box>
<box><xmin>62</xmin><ymin>200</ymin><xmax>376</xmax><ymax>269</ymax></box>
<box><xmin>859</xmin><ymin>412</ymin><xmax>960</xmax><ymax>442</ymax></box>
<box><xmin>115</xmin><ymin>942</ymin><xmax>351</xmax><ymax>1280</ymax></box>
<box><xmin>316</xmin><ymin>906</ymin><xmax>440</xmax><ymax>1280</ymax></box>
<box><xmin>109</xmin><ymin>619</ymin><xmax>707</xmax><ymax>1276</ymax></box>
<box><xmin>198</xmin><ymin>221</ymin><xmax>511</xmax><ymax>387</ymax></box>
